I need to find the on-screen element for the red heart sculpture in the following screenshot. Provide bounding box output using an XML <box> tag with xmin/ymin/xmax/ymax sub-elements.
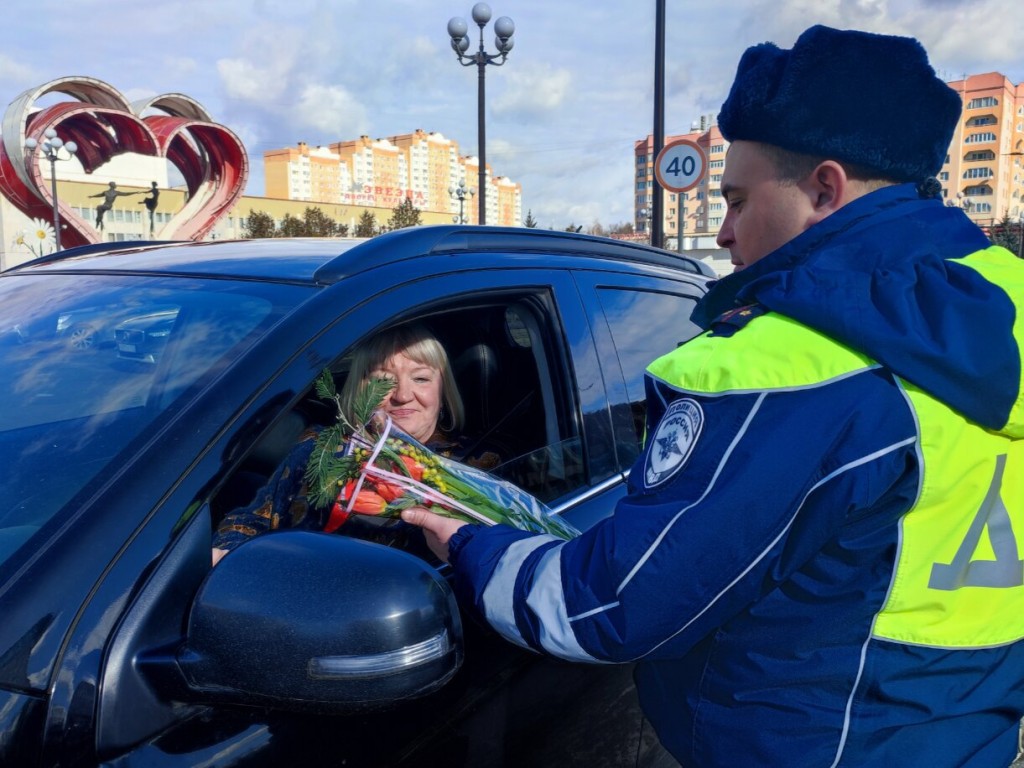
<box><xmin>0</xmin><ymin>76</ymin><xmax>248</xmax><ymax>249</ymax></box>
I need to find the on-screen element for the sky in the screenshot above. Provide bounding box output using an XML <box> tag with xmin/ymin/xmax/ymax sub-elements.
<box><xmin>2</xmin><ymin>0</ymin><xmax>1022</xmax><ymax>230</ymax></box>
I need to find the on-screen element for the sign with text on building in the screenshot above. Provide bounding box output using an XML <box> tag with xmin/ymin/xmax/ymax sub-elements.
<box><xmin>655</xmin><ymin>139</ymin><xmax>707</xmax><ymax>193</ymax></box>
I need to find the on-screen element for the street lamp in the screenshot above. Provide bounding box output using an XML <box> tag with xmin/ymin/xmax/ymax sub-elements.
<box><xmin>638</xmin><ymin>207</ymin><xmax>653</xmax><ymax>241</ymax></box>
<box><xmin>24</xmin><ymin>128</ymin><xmax>78</xmax><ymax>251</ymax></box>
<box><xmin>449</xmin><ymin>180</ymin><xmax>475</xmax><ymax>224</ymax></box>
<box><xmin>447</xmin><ymin>3</ymin><xmax>514</xmax><ymax>226</ymax></box>
<box><xmin>946</xmin><ymin>191</ymin><xmax>974</xmax><ymax>215</ymax></box>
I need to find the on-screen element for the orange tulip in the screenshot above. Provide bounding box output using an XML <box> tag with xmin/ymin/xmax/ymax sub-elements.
<box><xmin>399</xmin><ymin>455</ymin><xmax>424</xmax><ymax>482</ymax></box>
<box><xmin>351</xmin><ymin>489</ymin><xmax>388</xmax><ymax>515</ymax></box>
<box><xmin>374</xmin><ymin>481</ymin><xmax>404</xmax><ymax>503</ymax></box>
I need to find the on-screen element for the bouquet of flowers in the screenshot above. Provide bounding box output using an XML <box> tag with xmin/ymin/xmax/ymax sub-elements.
<box><xmin>304</xmin><ymin>370</ymin><xmax>579</xmax><ymax>540</ymax></box>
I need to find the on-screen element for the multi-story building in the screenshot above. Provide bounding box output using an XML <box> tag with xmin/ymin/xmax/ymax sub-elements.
<box><xmin>637</xmin><ymin>71</ymin><xmax>1024</xmax><ymax>245</ymax></box>
<box><xmin>940</xmin><ymin>72</ymin><xmax>1024</xmax><ymax>225</ymax></box>
<box><xmin>264</xmin><ymin>142</ymin><xmax>346</xmax><ymax>204</ymax></box>
<box><xmin>263</xmin><ymin>130</ymin><xmax>522</xmax><ymax>226</ymax></box>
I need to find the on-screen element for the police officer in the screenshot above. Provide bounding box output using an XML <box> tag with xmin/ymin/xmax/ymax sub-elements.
<box><xmin>404</xmin><ymin>25</ymin><xmax>1024</xmax><ymax>766</ymax></box>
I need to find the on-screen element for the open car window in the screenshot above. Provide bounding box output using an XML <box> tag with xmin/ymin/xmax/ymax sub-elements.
<box><xmin>210</xmin><ymin>293</ymin><xmax>589</xmax><ymax>539</ymax></box>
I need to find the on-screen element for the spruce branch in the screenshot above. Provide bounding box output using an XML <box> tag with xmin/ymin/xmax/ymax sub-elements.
<box><xmin>304</xmin><ymin>370</ymin><xmax>396</xmax><ymax>509</ymax></box>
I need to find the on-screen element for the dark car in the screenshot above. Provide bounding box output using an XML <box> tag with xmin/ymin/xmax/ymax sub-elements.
<box><xmin>114</xmin><ymin>308</ymin><xmax>180</xmax><ymax>363</ymax></box>
<box><xmin>0</xmin><ymin>227</ymin><xmax>710</xmax><ymax>767</ymax></box>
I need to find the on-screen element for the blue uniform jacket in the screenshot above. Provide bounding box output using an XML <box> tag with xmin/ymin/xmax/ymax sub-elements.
<box><xmin>446</xmin><ymin>184</ymin><xmax>1024</xmax><ymax>766</ymax></box>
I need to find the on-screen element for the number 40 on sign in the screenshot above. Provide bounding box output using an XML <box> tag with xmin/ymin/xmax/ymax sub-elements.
<box><xmin>655</xmin><ymin>139</ymin><xmax>707</xmax><ymax>194</ymax></box>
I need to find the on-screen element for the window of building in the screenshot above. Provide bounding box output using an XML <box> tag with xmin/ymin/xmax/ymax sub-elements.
<box><xmin>709</xmin><ymin>159</ymin><xmax>724</xmax><ymax>168</ymax></box>
<box><xmin>964</xmin><ymin>132</ymin><xmax>997</xmax><ymax>144</ymax></box>
<box><xmin>939</xmin><ymin>172</ymin><xmax>949</xmax><ymax>181</ymax></box>
<box><xmin>963</xmin><ymin>167</ymin><xmax>993</xmax><ymax>179</ymax></box>
<box><xmin>709</xmin><ymin>217</ymin><xmax>722</xmax><ymax>226</ymax></box>
<box><xmin>710</xmin><ymin>144</ymin><xmax>724</xmax><ymax>154</ymax></box>
<box><xmin>964</xmin><ymin>185</ymin><xmax>993</xmax><ymax>196</ymax></box>
<box><xmin>965</xmin><ymin>150</ymin><xmax>996</xmax><ymax>161</ymax></box>
<box><xmin>967</xmin><ymin>116</ymin><xmax>998</xmax><ymax>127</ymax></box>
<box><xmin>967</xmin><ymin>97</ymin><xmax>998</xmax><ymax>109</ymax></box>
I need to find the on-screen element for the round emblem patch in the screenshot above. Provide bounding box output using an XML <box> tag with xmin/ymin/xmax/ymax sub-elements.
<box><xmin>644</xmin><ymin>398</ymin><xmax>704</xmax><ymax>488</ymax></box>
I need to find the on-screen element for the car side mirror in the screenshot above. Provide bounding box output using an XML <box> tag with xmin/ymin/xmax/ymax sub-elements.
<box><xmin>160</xmin><ymin>531</ymin><xmax>463</xmax><ymax>711</ymax></box>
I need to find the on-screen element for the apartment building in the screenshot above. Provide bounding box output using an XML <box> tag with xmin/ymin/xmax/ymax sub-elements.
<box><xmin>941</xmin><ymin>72</ymin><xmax>1024</xmax><ymax>224</ymax></box>
<box><xmin>637</xmin><ymin>71</ymin><xmax>1024</xmax><ymax>243</ymax></box>
<box><xmin>264</xmin><ymin>142</ymin><xmax>346</xmax><ymax>203</ymax></box>
<box><xmin>263</xmin><ymin>129</ymin><xmax>522</xmax><ymax>226</ymax></box>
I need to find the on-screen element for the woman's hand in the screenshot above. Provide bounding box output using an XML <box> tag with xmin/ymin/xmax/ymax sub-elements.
<box><xmin>401</xmin><ymin>507</ymin><xmax>468</xmax><ymax>562</ymax></box>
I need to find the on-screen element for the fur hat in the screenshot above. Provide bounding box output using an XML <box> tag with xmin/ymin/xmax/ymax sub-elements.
<box><xmin>717</xmin><ymin>25</ymin><xmax>962</xmax><ymax>182</ymax></box>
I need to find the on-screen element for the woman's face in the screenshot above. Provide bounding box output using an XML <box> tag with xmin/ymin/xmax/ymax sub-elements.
<box><xmin>371</xmin><ymin>352</ymin><xmax>443</xmax><ymax>443</ymax></box>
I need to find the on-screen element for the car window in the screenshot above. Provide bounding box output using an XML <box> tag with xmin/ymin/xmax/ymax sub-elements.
<box><xmin>210</xmin><ymin>295</ymin><xmax>587</xmax><ymax>543</ymax></box>
<box><xmin>0</xmin><ymin>273</ymin><xmax>310</xmax><ymax>568</ymax></box>
<box><xmin>596</xmin><ymin>287</ymin><xmax>703</xmax><ymax>463</ymax></box>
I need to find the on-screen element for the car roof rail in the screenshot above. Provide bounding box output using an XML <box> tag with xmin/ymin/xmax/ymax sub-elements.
<box><xmin>3</xmin><ymin>240</ymin><xmax>183</xmax><ymax>272</ymax></box>
<box><xmin>314</xmin><ymin>225</ymin><xmax>714</xmax><ymax>283</ymax></box>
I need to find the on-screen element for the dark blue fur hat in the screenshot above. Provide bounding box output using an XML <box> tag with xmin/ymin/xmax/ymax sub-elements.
<box><xmin>717</xmin><ymin>25</ymin><xmax>962</xmax><ymax>182</ymax></box>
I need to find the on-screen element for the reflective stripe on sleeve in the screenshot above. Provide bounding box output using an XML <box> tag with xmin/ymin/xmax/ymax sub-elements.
<box><xmin>481</xmin><ymin>534</ymin><xmax>559</xmax><ymax>650</ymax></box>
<box><xmin>525</xmin><ymin>545</ymin><xmax>605</xmax><ymax>663</ymax></box>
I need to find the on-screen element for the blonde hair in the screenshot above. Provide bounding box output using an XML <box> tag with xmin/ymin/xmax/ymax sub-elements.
<box><xmin>339</xmin><ymin>323</ymin><xmax>464</xmax><ymax>433</ymax></box>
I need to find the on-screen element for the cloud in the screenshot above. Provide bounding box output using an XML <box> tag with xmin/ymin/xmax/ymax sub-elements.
<box><xmin>295</xmin><ymin>83</ymin><xmax>369</xmax><ymax>137</ymax></box>
<box><xmin>492</xmin><ymin>63</ymin><xmax>572</xmax><ymax>116</ymax></box>
<box><xmin>0</xmin><ymin>54</ymin><xmax>36</xmax><ymax>88</ymax></box>
<box><xmin>218</xmin><ymin>58</ymin><xmax>288</xmax><ymax>103</ymax></box>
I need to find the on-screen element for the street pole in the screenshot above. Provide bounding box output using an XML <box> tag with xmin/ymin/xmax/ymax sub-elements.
<box><xmin>477</xmin><ymin>56</ymin><xmax>486</xmax><ymax>224</ymax></box>
<box><xmin>1018</xmin><ymin>214</ymin><xmax>1024</xmax><ymax>260</ymax></box>
<box><xmin>24</xmin><ymin>128</ymin><xmax>78</xmax><ymax>252</ymax></box>
<box><xmin>48</xmin><ymin>155</ymin><xmax>60</xmax><ymax>249</ymax></box>
<box><xmin>651</xmin><ymin>0</ymin><xmax>666</xmax><ymax>249</ymax></box>
<box><xmin>447</xmin><ymin>5</ymin><xmax>515</xmax><ymax>227</ymax></box>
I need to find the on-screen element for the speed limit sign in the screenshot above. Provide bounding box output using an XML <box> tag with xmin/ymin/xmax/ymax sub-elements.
<box><xmin>655</xmin><ymin>139</ymin><xmax>707</xmax><ymax>193</ymax></box>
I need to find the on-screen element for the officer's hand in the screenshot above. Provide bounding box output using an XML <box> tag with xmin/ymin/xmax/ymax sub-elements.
<box><xmin>401</xmin><ymin>507</ymin><xmax>467</xmax><ymax>562</ymax></box>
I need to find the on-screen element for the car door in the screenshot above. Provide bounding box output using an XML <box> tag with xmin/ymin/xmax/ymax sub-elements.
<box><xmin>571</xmin><ymin>268</ymin><xmax>708</xmax><ymax>476</ymax></box>
<box><xmin>81</xmin><ymin>261</ymin><xmax>656</xmax><ymax>767</ymax></box>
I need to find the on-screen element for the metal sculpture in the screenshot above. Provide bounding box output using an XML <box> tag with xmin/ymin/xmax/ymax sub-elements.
<box><xmin>0</xmin><ymin>76</ymin><xmax>248</xmax><ymax>248</ymax></box>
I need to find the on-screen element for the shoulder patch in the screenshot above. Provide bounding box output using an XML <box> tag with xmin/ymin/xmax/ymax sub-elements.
<box><xmin>709</xmin><ymin>302</ymin><xmax>767</xmax><ymax>337</ymax></box>
<box><xmin>644</xmin><ymin>398</ymin><xmax>704</xmax><ymax>488</ymax></box>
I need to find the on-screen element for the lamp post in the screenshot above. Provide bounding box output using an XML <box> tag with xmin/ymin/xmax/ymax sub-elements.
<box><xmin>24</xmin><ymin>128</ymin><xmax>78</xmax><ymax>251</ymax></box>
<box><xmin>638</xmin><ymin>207</ymin><xmax>653</xmax><ymax>242</ymax></box>
<box><xmin>447</xmin><ymin>3</ymin><xmax>514</xmax><ymax>226</ymax></box>
<box><xmin>1018</xmin><ymin>212</ymin><xmax>1024</xmax><ymax>260</ymax></box>
<box><xmin>449</xmin><ymin>180</ymin><xmax>475</xmax><ymax>224</ymax></box>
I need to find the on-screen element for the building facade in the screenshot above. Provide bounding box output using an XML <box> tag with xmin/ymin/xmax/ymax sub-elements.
<box><xmin>264</xmin><ymin>129</ymin><xmax>522</xmax><ymax>227</ymax></box>
<box><xmin>637</xmin><ymin>72</ymin><xmax>1024</xmax><ymax>245</ymax></box>
<box><xmin>940</xmin><ymin>72</ymin><xmax>1024</xmax><ymax>226</ymax></box>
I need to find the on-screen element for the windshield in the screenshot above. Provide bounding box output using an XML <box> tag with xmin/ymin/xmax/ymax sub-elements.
<box><xmin>0</xmin><ymin>272</ymin><xmax>310</xmax><ymax>567</ymax></box>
